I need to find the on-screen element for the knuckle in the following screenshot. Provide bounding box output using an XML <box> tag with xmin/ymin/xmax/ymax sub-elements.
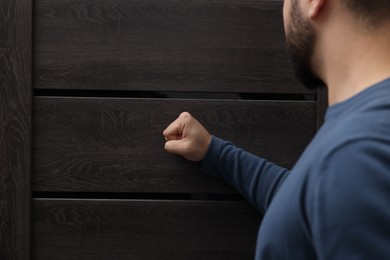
<box><xmin>180</xmin><ymin>111</ymin><xmax>191</xmax><ymax>119</ymax></box>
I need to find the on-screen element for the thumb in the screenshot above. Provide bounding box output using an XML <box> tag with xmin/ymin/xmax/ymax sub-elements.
<box><xmin>164</xmin><ymin>139</ymin><xmax>188</xmax><ymax>155</ymax></box>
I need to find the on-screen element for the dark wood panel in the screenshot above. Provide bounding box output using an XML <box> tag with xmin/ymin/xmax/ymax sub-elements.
<box><xmin>33</xmin><ymin>97</ymin><xmax>316</xmax><ymax>193</ymax></box>
<box><xmin>32</xmin><ymin>199</ymin><xmax>260</xmax><ymax>260</ymax></box>
<box><xmin>33</xmin><ymin>0</ymin><xmax>308</xmax><ymax>93</ymax></box>
<box><xmin>0</xmin><ymin>0</ymin><xmax>32</xmax><ymax>258</ymax></box>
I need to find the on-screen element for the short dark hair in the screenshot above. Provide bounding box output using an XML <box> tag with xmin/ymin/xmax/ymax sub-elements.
<box><xmin>341</xmin><ymin>0</ymin><xmax>390</xmax><ymax>27</ymax></box>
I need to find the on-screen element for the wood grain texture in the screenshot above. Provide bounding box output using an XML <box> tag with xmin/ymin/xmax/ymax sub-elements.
<box><xmin>32</xmin><ymin>199</ymin><xmax>260</xmax><ymax>260</ymax></box>
<box><xmin>0</xmin><ymin>0</ymin><xmax>32</xmax><ymax>259</ymax></box>
<box><xmin>33</xmin><ymin>0</ymin><xmax>309</xmax><ymax>93</ymax></box>
<box><xmin>33</xmin><ymin>97</ymin><xmax>316</xmax><ymax>193</ymax></box>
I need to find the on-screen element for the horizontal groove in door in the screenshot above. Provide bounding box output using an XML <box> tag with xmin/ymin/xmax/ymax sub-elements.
<box><xmin>33</xmin><ymin>97</ymin><xmax>316</xmax><ymax>193</ymax></box>
<box><xmin>33</xmin><ymin>0</ymin><xmax>310</xmax><ymax>94</ymax></box>
<box><xmin>33</xmin><ymin>199</ymin><xmax>260</xmax><ymax>260</ymax></box>
<box><xmin>33</xmin><ymin>191</ymin><xmax>245</xmax><ymax>201</ymax></box>
<box><xmin>34</xmin><ymin>89</ymin><xmax>316</xmax><ymax>101</ymax></box>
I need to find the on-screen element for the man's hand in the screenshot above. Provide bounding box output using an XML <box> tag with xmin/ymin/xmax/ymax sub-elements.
<box><xmin>163</xmin><ymin>112</ymin><xmax>211</xmax><ymax>161</ymax></box>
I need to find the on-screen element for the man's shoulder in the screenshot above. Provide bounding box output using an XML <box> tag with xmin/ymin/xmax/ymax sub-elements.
<box><xmin>321</xmin><ymin>135</ymin><xmax>390</xmax><ymax>172</ymax></box>
<box><xmin>322</xmin><ymin>98</ymin><xmax>390</xmax><ymax>159</ymax></box>
<box><xmin>306</xmin><ymin>134</ymin><xmax>390</xmax><ymax>260</ymax></box>
<box><xmin>306</xmin><ymin>109</ymin><xmax>390</xmax><ymax>194</ymax></box>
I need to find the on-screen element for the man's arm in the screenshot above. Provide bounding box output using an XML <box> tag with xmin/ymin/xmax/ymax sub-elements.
<box><xmin>163</xmin><ymin>112</ymin><xmax>290</xmax><ymax>213</ymax></box>
<box><xmin>200</xmin><ymin>136</ymin><xmax>289</xmax><ymax>213</ymax></box>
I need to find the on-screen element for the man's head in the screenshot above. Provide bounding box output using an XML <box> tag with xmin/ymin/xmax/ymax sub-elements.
<box><xmin>283</xmin><ymin>0</ymin><xmax>390</xmax><ymax>90</ymax></box>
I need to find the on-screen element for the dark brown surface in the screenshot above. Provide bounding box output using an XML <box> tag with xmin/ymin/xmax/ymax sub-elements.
<box><xmin>0</xmin><ymin>0</ymin><xmax>32</xmax><ymax>258</ymax></box>
<box><xmin>33</xmin><ymin>0</ymin><xmax>309</xmax><ymax>93</ymax></box>
<box><xmin>32</xmin><ymin>199</ymin><xmax>260</xmax><ymax>260</ymax></box>
<box><xmin>33</xmin><ymin>97</ymin><xmax>316</xmax><ymax>193</ymax></box>
<box><xmin>0</xmin><ymin>0</ymin><xmax>326</xmax><ymax>258</ymax></box>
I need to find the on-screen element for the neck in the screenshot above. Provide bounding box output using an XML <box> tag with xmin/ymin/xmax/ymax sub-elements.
<box><xmin>317</xmin><ymin>23</ymin><xmax>390</xmax><ymax>105</ymax></box>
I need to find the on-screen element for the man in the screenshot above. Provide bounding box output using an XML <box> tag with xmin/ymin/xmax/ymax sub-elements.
<box><xmin>163</xmin><ymin>0</ymin><xmax>390</xmax><ymax>259</ymax></box>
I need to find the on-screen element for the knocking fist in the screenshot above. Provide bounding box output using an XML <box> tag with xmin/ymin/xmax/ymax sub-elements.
<box><xmin>163</xmin><ymin>112</ymin><xmax>211</xmax><ymax>161</ymax></box>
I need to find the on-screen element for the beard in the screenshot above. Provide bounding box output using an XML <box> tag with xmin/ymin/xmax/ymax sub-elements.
<box><xmin>285</xmin><ymin>0</ymin><xmax>325</xmax><ymax>89</ymax></box>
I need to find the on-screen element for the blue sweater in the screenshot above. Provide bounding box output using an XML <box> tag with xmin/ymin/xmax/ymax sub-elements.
<box><xmin>200</xmin><ymin>78</ymin><xmax>390</xmax><ymax>259</ymax></box>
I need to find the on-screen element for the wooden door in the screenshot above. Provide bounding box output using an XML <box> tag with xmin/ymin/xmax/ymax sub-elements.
<box><xmin>1</xmin><ymin>0</ymin><xmax>327</xmax><ymax>259</ymax></box>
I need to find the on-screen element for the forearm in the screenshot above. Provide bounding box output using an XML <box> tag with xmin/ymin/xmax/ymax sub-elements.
<box><xmin>200</xmin><ymin>136</ymin><xmax>290</xmax><ymax>213</ymax></box>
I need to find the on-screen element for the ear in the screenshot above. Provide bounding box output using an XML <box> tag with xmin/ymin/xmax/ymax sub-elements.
<box><xmin>308</xmin><ymin>0</ymin><xmax>327</xmax><ymax>19</ymax></box>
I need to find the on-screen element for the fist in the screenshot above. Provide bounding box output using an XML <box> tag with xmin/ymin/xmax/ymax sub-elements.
<box><xmin>163</xmin><ymin>112</ymin><xmax>211</xmax><ymax>161</ymax></box>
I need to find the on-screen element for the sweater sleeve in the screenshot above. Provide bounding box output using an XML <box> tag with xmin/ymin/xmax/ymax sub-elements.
<box><xmin>310</xmin><ymin>138</ymin><xmax>390</xmax><ymax>259</ymax></box>
<box><xmin>200</xmin><ymin>135</ymin><xmax>290</xmax><ymax>213</ymax></box>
